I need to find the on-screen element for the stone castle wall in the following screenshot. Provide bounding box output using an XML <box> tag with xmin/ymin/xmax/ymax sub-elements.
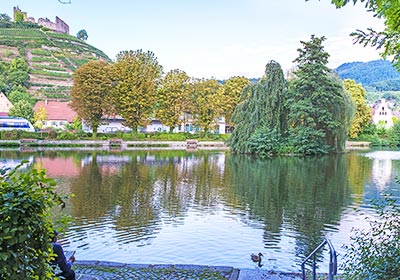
<box><xmin>13</xmin><ymin>6</ymin><xmax>69</xmax><ymax>34</ymax></box>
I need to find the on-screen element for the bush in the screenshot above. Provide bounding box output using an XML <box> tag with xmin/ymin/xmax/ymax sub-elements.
<box><xmin>122</xmin><ymin>133</ymin><xmax>133</xmax><ymax>141</ymax></box>
<box><xmin>248</xmin><ymin>129</ymin><xmax>286</xmax><ymax>156</ymax></box>
<box><xmin>341</xmin><ymin>195</ymin><xmax>400</xmax><ymax>279</ymax></box>
<box><xmin>0</xmin><ymin>130</ymin><xmax>37</xmax><ymax>140</ymax></box>
<box><xmin>0</xmin><ymin>164</ymin><xmax>65</xmax><ymax>279</ymax></box>
<box><xmin>47</xmin><ymin>130</ymin><xmax>57</xmax><ymax>139</ymax></box>
<box><xmin>56</xmin><ymin>131</ymin><xmax>77</xmax><ymax>140</ymax></box>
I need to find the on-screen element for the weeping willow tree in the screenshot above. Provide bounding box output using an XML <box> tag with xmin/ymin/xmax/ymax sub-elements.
<box><xmin>228</xmin><ymin>37</ymin><xmax>354</xmax><ymax>155</ymax></box>
<box><xmin>287</xmin><ymin>35</ymin><xmax>355</xmax><ymax>154</ymax></box>
<box><xmin>227</xmin><ymin>60</ymin><xmax>288</xmax><ymax>154</ymax></box>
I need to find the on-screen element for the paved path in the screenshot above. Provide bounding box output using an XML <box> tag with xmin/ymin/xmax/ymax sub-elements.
<box><xmin>74</xmin><ymin>261</ymin><xmax>303</xmax><ymax>280</ymax></box>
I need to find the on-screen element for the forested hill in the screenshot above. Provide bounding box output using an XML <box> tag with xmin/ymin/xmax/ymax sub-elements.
<box><xmin>0</xmin><ymin>26</ymin><xmax>109</xmax><ymax>100</ymax></box>
<box><xmin>335</xmin><ymin>60</ymin><xmax>400</xmax><ymax>91</ymax></box>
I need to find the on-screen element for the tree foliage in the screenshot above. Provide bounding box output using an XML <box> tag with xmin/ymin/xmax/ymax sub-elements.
<box><xmin>343</xmin><ymin>79</ymin><xmax>372</xmax><ymax>139</ymax></box>
<box><xmin>329</xmin><ymin>0</ymin><xmax>400</xmax><ymax>69</ymax></box>
<box><xmin>191</xmin><ymin>78</ymin><xmax>222</xmax><ymax>134</ymax></box>
<box><xmin>228</xmin><ymin>61</ymin><xmax>288</xmax><ymax>154</ymax></box>
<box><xmin>0</xmin><ymin>58</ymin><xmax>30</xmax><ymax>92</ymax></box>
<box><xmin>71</xmin><ymin>60</ymin><xmax>112</xmax><ymax>135</ymax></box>
<box><xmin>288</xmin><ymin>35</ymin><xmax>355</xmax><ymax>154</ymax></box>
<box><xmin>76</xmin><ymin>29</ymin><xmax>88</xmax><ymax>41</ymax></box>
<box><xmin>341</xmin><ymin>195</ymin><xmax>400</xmax><ymax>279</ymax></box>
<box><xmin>156</xmin><ymin>69</ymin><xmax>191</xmax><ymax>132</ymax></box>
<box><xmin>217</xmin><ymin>76</ymin><xmax>250</xmax><ymax>126</ymax></box>
<box><xmin>8</xmin><ymin>99</ymin><xmax>34</xmax><ymax>121</ymax></box>
<box><xmin>0</xmin><ymin>164</ymin><xmax>65</xmax><ymax>279</ymax></box>
<box><xmin>110</xmin><ymin>50</ymin><xmax>162</xmax><ymax>132</ymax></box>
<box><xmin>34</xmin><ymin>106</ymin><xmax>47</xmax><ymax>129</ymax></box>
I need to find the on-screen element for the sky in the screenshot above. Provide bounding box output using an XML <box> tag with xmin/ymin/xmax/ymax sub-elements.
<box><xmin>0</xmin><ymin>0</ymin><xmax>385</xmax><ymax>79</ymax></box>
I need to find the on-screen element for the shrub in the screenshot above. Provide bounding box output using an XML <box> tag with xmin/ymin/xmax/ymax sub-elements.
<box><xmin>56</xmin><ymin>131</ymin><xmax>77</xmax><ymax>140</ymax></box>
<box><xmin>341</xmin><ymin>195</ymin><xmax>400</xmax><ymax>279</ymax></box>
<box><xmin>132</xmin><ymin>133</ymin><xmax>146</xmax><ymax>140</ymax></box>
<box><xmin>47</xmin><ymin>130</ymin><xmax>57</xmax><ymax>139</ymax></box>
<box><xmin>0</xmin><ymin>164</ymin><xmax>65</xmax><ymax>279</ymax></box>
<box><xmin>248</xmin><ymin>129</ymin><xmax>285</xmax><ymax>156</ymax></box>
<box><xmin>122</xmin><ymin>133</ymin><xmax>133</xmax><ymax>141</ymax></box>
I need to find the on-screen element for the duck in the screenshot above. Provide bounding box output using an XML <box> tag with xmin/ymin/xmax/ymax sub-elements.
<box><xmin>250</xmin><ymin>252</ymin><xmax>263</xmax><ymax>263</ymax></box>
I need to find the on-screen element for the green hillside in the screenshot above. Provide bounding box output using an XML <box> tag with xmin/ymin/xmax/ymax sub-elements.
<box><xmin>335</xmin><ymin>60</ymin><xmax>400</xmax><ymax>105</ymax></box>
<box><xmin>0</xmin><ymin>26</ymin><xmax>109</xmax><ymax>100</ymax></box>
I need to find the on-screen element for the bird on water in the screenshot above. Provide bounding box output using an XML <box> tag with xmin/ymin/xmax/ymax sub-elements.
<box><xmin>251</xmin><ymin>252</ymin><xmax>263</xmax><ymax>267</ymax></box>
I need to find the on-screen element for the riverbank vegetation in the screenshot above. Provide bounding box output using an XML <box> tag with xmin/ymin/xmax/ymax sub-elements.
<box><xmin>0</xmin><ymin>164</ymin><xmax>68</xmax><ymax>280</ymax></box>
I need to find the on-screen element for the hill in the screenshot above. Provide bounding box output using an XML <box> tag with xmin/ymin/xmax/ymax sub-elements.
<box><xmin>0</xmin><ymin>26</ymin><xmax>109</xmax><ymax>100</ymax></box>
<box><xmin>335</xmin><ymin>60</ymin><xmax>400</xmax><ymax>91</ymax></box>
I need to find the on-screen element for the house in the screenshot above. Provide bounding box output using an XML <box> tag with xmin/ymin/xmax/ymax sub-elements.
<box><xmin>83</xmin><ymin>115</ymin><xmax>226</xmax><ymax>134</ymax></box>
<box><xmin>82</xmin><ymin>115</ymin><xmax>131</xmax><ymax>133</ymax></box>
<box><xmin>33</xmin><ymin>100</ymin><xmax>77</xmax><ymax>129</ymax></box>
<box><xmin>0</xmin><ymin>92</ymin><xmax>13</xmax><ymax>116</ymax></box>
<box><xmin>371</xmin><ymin>99</ymin><xmax>399</xmax><ymax>129</ymax></box>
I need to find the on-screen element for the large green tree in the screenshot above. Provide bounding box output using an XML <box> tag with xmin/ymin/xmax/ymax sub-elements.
<box><xmin>343</xmin><ymin>79</ymin><xmax>372</xmax><ymax>139</ymax></box>
<box><xmin>328</xmin><ymin>0</ymin><xmax>400</xmax><ymax>68</ymax></box>
<box><xmin>217</xmin><ymin>76</ymin><xmax>250</xmax><ymax>127</ymax></box>
<box><xmin>288</xmin><ymin>35</ymin><xmax>355</xmax><ymax>154</ymax></box>
<box><xmin>110</xmin><ymin>50</ymin><xmax>162</xmax><ymax>133</ymax></box>
<box><xmin>191</xmin><ymin>78</ymin><xmax>222</xmax><ymax>135</ymax></box>
<box><xmin>156</xmin><ymin>69</ymin><xmax>191</xmax><ymax>132</ymax></box>
<box><xmin>228</xmin><ymin>60</ymin><xmax>288</xmax><ymax>154</ymax></box>
<box><xmin>70</xmin><ymin>60</ymin><xmax>112</xmax><ymax>135</ymax></box>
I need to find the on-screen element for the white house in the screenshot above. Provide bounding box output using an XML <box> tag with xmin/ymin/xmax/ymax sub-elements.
<box><xmin>371</xmin><ymin>99</ymin><xmax>397</xmax><ymax>129</ymax></box>
<box><xmin>83</xmin><ymin>115</ymin><xmax>226</xmax><ymax>134</ymax></box>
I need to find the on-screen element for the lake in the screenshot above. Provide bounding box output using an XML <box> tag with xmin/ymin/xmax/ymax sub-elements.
<box><xmin>1</xmin><ymin>148</ymin><xmax>399</xmax><ymax>273</ymax></box>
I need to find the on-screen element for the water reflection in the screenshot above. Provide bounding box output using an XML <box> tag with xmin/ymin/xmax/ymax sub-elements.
<box><xmin>0</xmin><ymin>149</ymin><xmax>399</xmax><ymax>272</ymax></box>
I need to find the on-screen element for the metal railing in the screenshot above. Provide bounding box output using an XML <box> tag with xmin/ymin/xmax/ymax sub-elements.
<box><xmin>301</xmin><ymin>237</ymin><xmax>337</xmax><ymax>280</ymax></box>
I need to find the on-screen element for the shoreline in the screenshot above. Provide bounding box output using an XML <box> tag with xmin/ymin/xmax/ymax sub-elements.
<box><xmin>73</xmin><ymin>260</ymin><xmax>307</xmax><ymax>280</ymax></box>
<box><xmin>0</xmin><ymin>139</ymin><xmax>229</xmax><ymax>150</ymax></box>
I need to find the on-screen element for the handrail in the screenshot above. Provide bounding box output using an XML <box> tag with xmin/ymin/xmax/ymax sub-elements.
<box><xmin>301</xmin><ymin>237</ymin><xmax>337</xmax><ymax>280</ymax></box>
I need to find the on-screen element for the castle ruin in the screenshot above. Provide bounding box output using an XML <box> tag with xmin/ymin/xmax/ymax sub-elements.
<box><xmin>13</xmin><ymin>6</ymin><xmax>69</xmax><ymax>34</ymax></box>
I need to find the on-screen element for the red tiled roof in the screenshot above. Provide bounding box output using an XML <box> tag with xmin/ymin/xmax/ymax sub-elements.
<box><xmin>33</xmin><ymin>101</ymin><xmax>77</xmax><ymax>122</ymax></box>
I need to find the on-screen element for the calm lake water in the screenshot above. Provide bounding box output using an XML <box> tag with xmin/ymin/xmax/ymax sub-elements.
<box><xmin>1</xmin><ymin>148</ymin><xmax>400</xmax><ymax>273</ymax></box>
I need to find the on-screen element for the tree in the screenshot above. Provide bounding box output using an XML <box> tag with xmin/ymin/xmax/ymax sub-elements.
<box><xmin>342</xmin><ymin>195</ymin><xmax>400</xmax><ymax>279</ymax></box>
<box><xmin>0</xmin><ymin>165</ymin><xmax>65</xmax><ymax>279</ymax></box>
<box><xmin>76</xmin><ymin>29</ymin><xmax>88</xmax><ymax>41</ymax></box>
<box><xmin>343</xmin><ymin>79</ymin><xmax>372</xmax><ymax>139</ymax></box>
<box><xmin>70</xmin><ymin>60</ymin><xmax>112</xmax><ymax>136</ymax></box>
<box><xmin>328</xmin><ymin>0</ymin><xmax>400</xmax><ymax>69</ymax></box>
<box><xmin>0</xmin><ymin>13</ymin><xmax>11</xmax><ymax>22</ymax></box>
<box><xmin>33</xmin><ymin>106</ymin><xmax>47</xmax><ymax>129</ymax></box>
<box><xmin>156</xmin><ymin>69</ymin><xmax>191</xmax><ymax>132</ymax></box>
<box><xmin>8</xmin><ymin>100</ymin><xmax>34</xmax><ymax>121</ymax></box>
<box><xmin>7</xmin><ymin>85</ymin><xmax>33</xmax><ymax>106</ymax></box>
<box><xmin>228</xmin><ymin>61</ymin><xmax>288</xmax><ymax>154</ymax></box>
<box><xmin>217</xmin><ymin>76</ymin><xmax>250</xmax><ymax>127</ymax></box>
<box><xmin>288</xmin><ymin>35</ymin><xmax>355</xmax><ymax>154</ymax></box>
<box><xmin>191</xmin><ymin>78</ymin><xmax>222</xmax><ymax>135</ymax></box>
<box><xmin>110</xmin><ymin>50</ymin><xmax>162</xmax><ymax>133</ymax></box>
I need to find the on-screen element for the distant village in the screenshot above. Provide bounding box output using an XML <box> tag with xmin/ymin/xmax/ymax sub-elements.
<box><xmin>13</xmin><ymin>6</ymin><xmax>69</xmax><ymax>34</ymax></box>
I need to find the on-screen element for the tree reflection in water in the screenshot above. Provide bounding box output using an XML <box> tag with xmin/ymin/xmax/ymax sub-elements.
<box><xmin>0</xmin><ymin>149</ymin><xmax>378</xmax><ymax>269</ymax></box>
